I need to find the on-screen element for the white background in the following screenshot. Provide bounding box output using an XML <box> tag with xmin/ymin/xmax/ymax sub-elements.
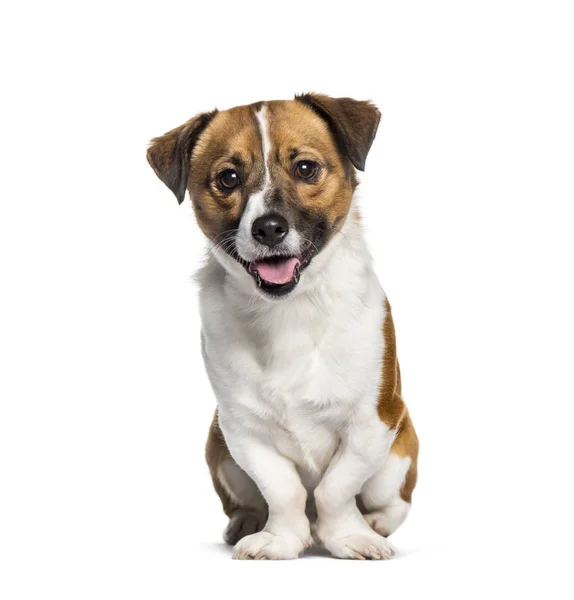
<box><xmin>1</xmin><ymin>1</ymin><xmax>573</xmax><ymax>598</ymax></box>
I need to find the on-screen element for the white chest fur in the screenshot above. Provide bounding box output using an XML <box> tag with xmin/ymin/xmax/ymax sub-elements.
<box><xmin>198</xmin><ymin>219</ymin><xmax>386</xmax><ymax>483</ymax></box>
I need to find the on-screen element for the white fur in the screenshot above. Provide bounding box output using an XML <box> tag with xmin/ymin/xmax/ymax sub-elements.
<box><xmin>361</xmin><ymin>453</ymin><xmax>412</xmax><ymax>537</ymax></box>
<box><xmin>198</xmin><ymin>193</ymin><xmax>408</xmax><ymax>559</ymax></box>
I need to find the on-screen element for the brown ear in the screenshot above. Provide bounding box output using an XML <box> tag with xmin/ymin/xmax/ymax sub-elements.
<box><xmin>295</xmin><ymin>93</ymin><xmax>381</xmax><ymax>171</ymax></box>
<box><xmin>146</xmin><ymin>110</ymin><xmax>217</xmax><ymax>204</ymax></box>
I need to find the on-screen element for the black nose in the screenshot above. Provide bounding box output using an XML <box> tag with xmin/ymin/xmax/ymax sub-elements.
<box><xmin>251</xmin><ymin>215</ymin><xmax>289</xmax><ymax>248</ymax></box>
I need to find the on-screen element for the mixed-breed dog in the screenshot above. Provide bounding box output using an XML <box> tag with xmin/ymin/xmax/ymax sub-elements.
<box><xmin>147</xmin><ymin>94</ymin><xmax>418</xmax><ymax>560</ymax></box>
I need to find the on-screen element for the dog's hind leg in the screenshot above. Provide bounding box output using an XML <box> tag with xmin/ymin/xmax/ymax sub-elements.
<box><xmin>206</xmin><ymin>410</ymin><xmax>268</xmax><ymax>545</ymax></box>
<box><xmin>359</xmin><ymin>412</ymin><xmax>418</xmax><ymax>537</ymax></box>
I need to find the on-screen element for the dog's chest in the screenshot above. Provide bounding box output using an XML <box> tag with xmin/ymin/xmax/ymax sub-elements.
<box><xmin>251</xmin><ymin>331</ymin><xmax>354</xmax><ymax>477</ymax></box>
<box><xmin>204</xmin><ymin>287</ymin><xmax>384</xmax><ymax>478</ymax></box>
<box><xmin>257</xmin><ymin>391</ymin><xmax>344</xmax><ymax>480</ymax></box>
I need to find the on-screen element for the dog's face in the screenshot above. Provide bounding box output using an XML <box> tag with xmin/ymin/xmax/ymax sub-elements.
<box><xmin>147</xmin><ymin>94</ymin><xmax>380</xmax><ymax>298</ymax></box>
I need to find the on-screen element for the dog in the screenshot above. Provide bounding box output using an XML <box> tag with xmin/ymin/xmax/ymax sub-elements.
<box><xmin>147</xmin><ymin>94</ymin><xmax>419</xmax><ymax>560</ymax></box>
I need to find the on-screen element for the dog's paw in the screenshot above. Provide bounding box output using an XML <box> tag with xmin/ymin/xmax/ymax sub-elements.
<box><xmin>323</xmin><ymin>532</ymin><xmax>395</xmax><ymax>560</ymax></box>
<box><xmin>224</xmin><ymin>510</ymin><xmax>266</xmax><ymax>545</ymax></box>
<box><xmin>232</xmin><ymin>531</ymin><xmax>307</xmax><ymax>560</ymax></box>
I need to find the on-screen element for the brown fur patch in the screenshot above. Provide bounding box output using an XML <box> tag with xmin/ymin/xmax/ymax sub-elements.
<box><xmin>264</xmin><ymin>101</ymin><xmax>355</xmax><ymax>228</ymax></box>
<box><xmin>188</xmin><ymin>105</ymin><xmax>264</xmax><ymax>239</ymax></box>
<box><xmin>392</xmin><ymin>412</ymin><xmax>419</xmax><ymax>503</ymax></box>
<box><xmin>146</xmin><ymin>111</ymin><xmax>217</xmax><ymax>205</ymax></box>
<box><xmin>378</xmin><ymin>299</ymin><xmax>419</xmax><ymax>503</ymax></box>
<box><xmin>295</xmin><ymin>93</ymin><xmax>381</xmax><ymax>172</ymax></box>
<box><xmin>378</xmin><ymin>299</ymin><xmax>405</xmax><ymax>428</ymax></box>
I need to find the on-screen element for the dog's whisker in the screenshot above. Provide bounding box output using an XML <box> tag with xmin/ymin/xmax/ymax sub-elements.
<box><xmin>208</xmin><ymin>234</ymin><xmax>238</xmax><ymax>256</ymax></box>
<box><xmin>299</xmin><ymin>236</ymin><xmax>320</xmax><ymax>258</ymax></box>
<box><xmin>211</xmin><ymin>228</ymin><xmax>239</xmax><ymax>244</ymax></box>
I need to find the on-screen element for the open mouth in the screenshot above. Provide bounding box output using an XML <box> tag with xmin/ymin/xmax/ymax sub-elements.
<box><xmin>222</xmin><ymin>234</ymin><xmax>323</xmax><ymax>297</ymax></box>
<box><xmin>248</xmin><ymin>256</ymin><xmax>301</xmax><ymax>296</ymax></box>
<box><xmin>243</xmin><ymin>247</ymin><xmax>315</xmax><ymax>297</ymax></box>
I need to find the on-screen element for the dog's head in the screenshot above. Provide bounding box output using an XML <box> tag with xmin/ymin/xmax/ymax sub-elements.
<box><xmin>147</xmin><ymin>94</ymin><xmax>380</xmax><ymax>299</ymax></box>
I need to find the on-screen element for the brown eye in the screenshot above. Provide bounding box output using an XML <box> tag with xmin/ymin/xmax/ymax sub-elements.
<box><xmin>295</xmin><ymin>160</ymin><xmax>319</xmax><ymax>180</ymax></box>
<box><xmin>218</xmin><ymin>169</ymin><xmax>240</xmax><ymax>190</ymax></box>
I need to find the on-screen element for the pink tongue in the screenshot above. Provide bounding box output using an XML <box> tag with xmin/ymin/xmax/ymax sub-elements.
<box><xmin>253</xmin><ymin>257</ymin><xmax>300</xmax><ymax>284</ymax></box>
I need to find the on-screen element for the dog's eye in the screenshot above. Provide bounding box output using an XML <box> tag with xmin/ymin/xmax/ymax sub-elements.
<box><xmin>295</xmin><ymin>160</ymin><xmax>319</xmax><ymax>180</ymax></box>
<box><xmin>218</xmin><ymin>169</ymin><xmax>240</xmax><ymax>190</ymax></box>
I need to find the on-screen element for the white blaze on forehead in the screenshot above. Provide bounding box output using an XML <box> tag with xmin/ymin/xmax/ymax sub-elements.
<box><xmin>236</xmin><ymin>105</ymin><xmax>271</xmax><ymax>259</ymax></box>
<box><xmin>246</xmin><ymin>104</ymin><xmax>271</xmax><ymax>217</ymax></box>
<box><xmin>235</xmin><ymin>103</ymin><xmax>302</xmax><ymax>261</ymax></box>
<box><xmin>256</xmin><ymin>104</ymin><xmax>271</xmax><ymax>182</ymax></box>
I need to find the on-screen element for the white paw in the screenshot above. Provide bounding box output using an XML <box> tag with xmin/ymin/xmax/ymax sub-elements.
<box><xmin>323</xmin><ymin>532</ymin><xmax>395</xmax><ymax>560</ymax></box>
<box><xmin>232</xmin><ymin>530</ymin><xmax>308</xmax><ymax>560</ymax></box>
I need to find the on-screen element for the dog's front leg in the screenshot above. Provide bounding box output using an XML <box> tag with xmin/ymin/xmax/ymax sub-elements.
<box><xmin>314</xmin><ymin>416</ymin><xmax>396</xmax><ymax>560</ymax></box>
<box><xmin>221</xmin><ymin>425</ymin><xmax>312</xmax><ymax>560</ymax></box>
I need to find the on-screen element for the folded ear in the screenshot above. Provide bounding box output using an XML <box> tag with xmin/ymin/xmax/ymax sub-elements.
<box><xmin>295</xmin><ymin>93</ymin><xmax>381</xmax><ymax>171</ymax></box>
<box><xmin>146</xmin><ymin>110</ymin><xmax>217</xmax><ymax>204</ymax></box>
